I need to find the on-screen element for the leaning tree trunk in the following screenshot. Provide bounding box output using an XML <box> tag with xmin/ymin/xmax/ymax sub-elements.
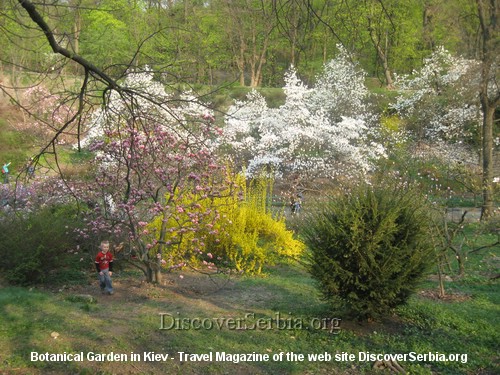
<box><xmin>368</xmin><ymin>23</ymin><xmax>394</xmax><ymax>89</ymax></box>
<box><xmin>151</xmin><ymin>208</ymin><xmax>173</xmax><ymax>284</ymax></box>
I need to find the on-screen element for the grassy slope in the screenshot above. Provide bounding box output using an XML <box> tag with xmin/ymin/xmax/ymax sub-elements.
<box><xmin>0</xmin><ymin>246</ymin><xmax>498</xmax><ymax>375</ymax></box>
<box><xmin>0</xmin><ymin>117</ymin><xmax>36</xmax><ymax>174</ymax></box>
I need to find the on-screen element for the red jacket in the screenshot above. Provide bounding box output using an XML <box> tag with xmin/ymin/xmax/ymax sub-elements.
<box><xmin>95</xmin><ymin>251</ymin><xmax>113</xmax><ymax>272</ymax></box>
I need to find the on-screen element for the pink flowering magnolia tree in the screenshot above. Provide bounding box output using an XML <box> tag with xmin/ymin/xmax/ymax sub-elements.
<box><xmin>79</xmin><ymin>69</ymin><xmax>231</xmax><ymax>283</ymax></box>
<box><xmin>17</xmin><ymin>84</ymin><xmax>90</xmax><ymax>147</ymax></box>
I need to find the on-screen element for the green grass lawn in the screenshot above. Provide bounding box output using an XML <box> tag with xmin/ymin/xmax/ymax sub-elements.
<box><xmin>0</xmin><ymin>243</ymin><xmax>498</xmax><ymax>375</ymax></box>
<box><xmin>0</xmin><ymin>118</ymin><xmax>37</xmax><ymax>174</ymax></box>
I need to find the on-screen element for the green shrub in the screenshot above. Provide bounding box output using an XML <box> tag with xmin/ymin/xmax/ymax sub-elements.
<box><xmin>302</xmin><ymin>181</ymin><xmax>435</xmax><ymax>320</ymax></box>
<box><xmin>0</xmin><ymin>204</ymin><xmax>83</xmax><ymax>285</ymax></box>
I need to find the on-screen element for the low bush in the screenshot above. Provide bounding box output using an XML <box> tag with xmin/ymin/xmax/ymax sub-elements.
<box><xmin>0</xmin><ymin>204</ymin><xmax>83</xmax><ymax>285</ymax></box>
<box><xmin>147</xmin><ymin>174</ymin><xmax>304</xmax><ymax>273</ymax></box>
<box><xmin>302</xmin><ymin>181</ymin><xmax>435</xmax><ymax>320</ymax></box>
<box><xmin>205</xmin><ymin>176</ymin><xmax>304</xmax><ymax>273</ymax></box>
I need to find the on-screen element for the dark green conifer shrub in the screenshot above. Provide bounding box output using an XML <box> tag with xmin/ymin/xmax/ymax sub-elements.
<box><xmin>303</xmin><ymin>182</ymin><xmax>435</xmax><ymax>320</ymax></box>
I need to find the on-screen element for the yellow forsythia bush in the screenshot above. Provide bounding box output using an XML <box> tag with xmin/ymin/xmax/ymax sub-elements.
<box><xmin>207</xmin><ymin>175</ymin><xmax>304</xmax><ymax>273</ymax></box>
<box><xmin>148</xmin><ymin>172</ymin><xmax>304</xmax><ymax>273</ymax></box>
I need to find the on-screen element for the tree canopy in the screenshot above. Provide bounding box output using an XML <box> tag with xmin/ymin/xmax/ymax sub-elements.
<box><xmin>0</xmin><ymin>0</ymin><xmax>486</xmax><ymax>87</ymax></box>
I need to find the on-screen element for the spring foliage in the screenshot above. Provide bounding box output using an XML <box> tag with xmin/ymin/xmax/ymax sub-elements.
<box><xmin>77</xmin><ymin>68</ymin><xmax>303</xmax><ymax>280</ymax></box>
<box><xmin>0</xmin><ymin>204</ymin><xmax>82</xmax><ymax>285</ymax></box>
<box><xmin>148</xmin><ymin>174</ymin><xmax>304</xmax><ymax>274</ymax></box>
<box><xmin>207</xmin><ymin>176</ymin><xmax>304</xmax><ymax>273</ymax></box>
<box><xmin>302</xmin><ymin>181</ymin><xmax>435</xmax><ymax>320</ymax></box>
<box><xmin>77</xmin><ymin>69</ymin><xmax>230</xmax><ymax>282</ymax></box>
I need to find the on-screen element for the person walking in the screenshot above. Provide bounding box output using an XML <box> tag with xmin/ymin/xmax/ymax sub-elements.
<box><xmin>95</xmin><ymin>240</ymin><xmax>114</xmax><ymax>295</ymax></box>
<box><xmin>2</xmin><ymin>162</ymin><xmax>11</xmax><ymax>183</ymax></box>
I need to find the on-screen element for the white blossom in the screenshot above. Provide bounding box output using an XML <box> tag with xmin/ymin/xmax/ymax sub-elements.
<box><xmin>391</xmin><ymin>47</ymin><xmax>482</xmax><ymax>142</ymax></box>
<box><xmin>78</xmin><ymin>67</ymin><xmax>215</xmax><ymax>150</ymax></box>
<box><xmin>222</xmin><ymin>47</ymin><xmax>385</xmax><ymax>179</ymax></box>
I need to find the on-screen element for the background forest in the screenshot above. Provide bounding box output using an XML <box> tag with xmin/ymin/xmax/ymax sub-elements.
<box><xmin>0</xmin><ymin>0</ymin><xmax>488</xmax><ymax>86</ymax></box>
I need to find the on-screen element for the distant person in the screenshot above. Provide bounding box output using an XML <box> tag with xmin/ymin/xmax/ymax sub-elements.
<box><xmin>290</xmin><ymin>193</ymin><xmax>302</xmax><ymax>215</ymax></box>
<box><xmin>95</xmin><ymin>240</ymin><xmax>114</xmax><ymax>295</ymax></box>
<box><xmin>2</xmin><ymin>162</ymin><xmax>11</xmax><ymax>183</ymax></box>
<box><xmin>26</xmin><ymin>158</ymin><xmax>35</xmax><ymax>178</ymax></box>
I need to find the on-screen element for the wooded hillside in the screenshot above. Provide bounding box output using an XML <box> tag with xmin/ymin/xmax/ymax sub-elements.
<box><xmin>0</xmin><ymin>0</ymin><xmax>485</xmax><ymax>87</ymax></box>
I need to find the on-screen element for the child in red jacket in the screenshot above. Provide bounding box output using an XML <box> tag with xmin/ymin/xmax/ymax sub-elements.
<box><xmin>95</xmin><ymin>240</ymin><xmax>114</xmax><ymax>295</ymax></box>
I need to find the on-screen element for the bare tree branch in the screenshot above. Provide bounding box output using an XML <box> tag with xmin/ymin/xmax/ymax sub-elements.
<box><xmin>17</xmin><ymin>0</ymin><xmax>119</xmax><ymax>90</ymax></box>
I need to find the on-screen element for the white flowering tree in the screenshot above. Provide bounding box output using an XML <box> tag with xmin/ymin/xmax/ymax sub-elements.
<box><xmin>222</xmin><ymin>46</ymin><xmax>385</xmax><ymax>183</ymax></box>
<box><xmin>391</xmin><ymin>46</ymin><xmax>499</xmax><ymax>218</ymax></box>
<box><xmin>391</xmin><ymin>47</ymin><xmax>482</xmax><ymax>143</ymax></box>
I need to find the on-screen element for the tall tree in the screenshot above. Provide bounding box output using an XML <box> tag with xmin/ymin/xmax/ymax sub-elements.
<box><xmin>6</xmin><ymin>0</ymin><xmax>236</xmax><ymax>285</ymax></box>
<box><xmin>79</xmin><ymin>70</ymin><xmax>230</xmax><ymax>284</ymax></box>
<box><xmin>421</xmin><ymin>0</ymin><xmax>481</xmax><ymax>58</ymax></box>
<box><xmin>365</xmin><ymin>0</ymin><xmax>397</xmax><ymax>88</ymax></box>
<box><xmin>476</xmin><ymin>0</ymin><xmax>499</xmax><ymax>219</ymax></box>
<box><xmin>304</xmin><ymin>0</ymin><xmax>426</xmax><ymax>86</ymax></box>
<box><xmin>220</xmin><ymin>0</ymin><xmax>278</xmax><ymax>87</ymax></box>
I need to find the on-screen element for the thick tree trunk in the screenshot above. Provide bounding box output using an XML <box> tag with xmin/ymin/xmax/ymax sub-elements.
<box><xmin>375</xmin><ymin>33</ymin><xmax>393</xmax><ymax>88</ymax></box>
<box><xmin>290</xmin><ymin>26</ymin><xmax>297</xmax><ymax>66</ymax></box>
<box><xmin>151</xmin><ymin>207</ymin><xmax>173</xmax><ymax>284</ymax></box>
<box><xmin>238</xmin><ymin>39</ymin><xmax>246</xmax><ymax>86</ymax></box>
<box><xmin>146</xmin><ymin>265</ymin><xmax>154</xmax><ymax>283</ymax></box>
<box><xmin>154</xmin><ymin>256</ymin><xmax>162</xmax><ymax>284</ymax></box>
<box><xmin>480</xmin><ymin>105</ymin><xmax>495</xmax><ymax>219</ymax></box>
<box><xmin>251</xmin><ymin>32</ymin><xmax>269</xmax><ymax>87</ymax></box>
<box><xmin>476</xmin><ymin>0</ymin><xmax>499</xmax><ymax>220</ymax></box>
<box><xmin>73</xmin><ymin>15</ymin><xmax>80</xmax><ymax>55</ymax></box>
<box><xmin>422</xmin><ymin>1</ymin><xmax>435</xmax><ymax>50</ymax></box>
